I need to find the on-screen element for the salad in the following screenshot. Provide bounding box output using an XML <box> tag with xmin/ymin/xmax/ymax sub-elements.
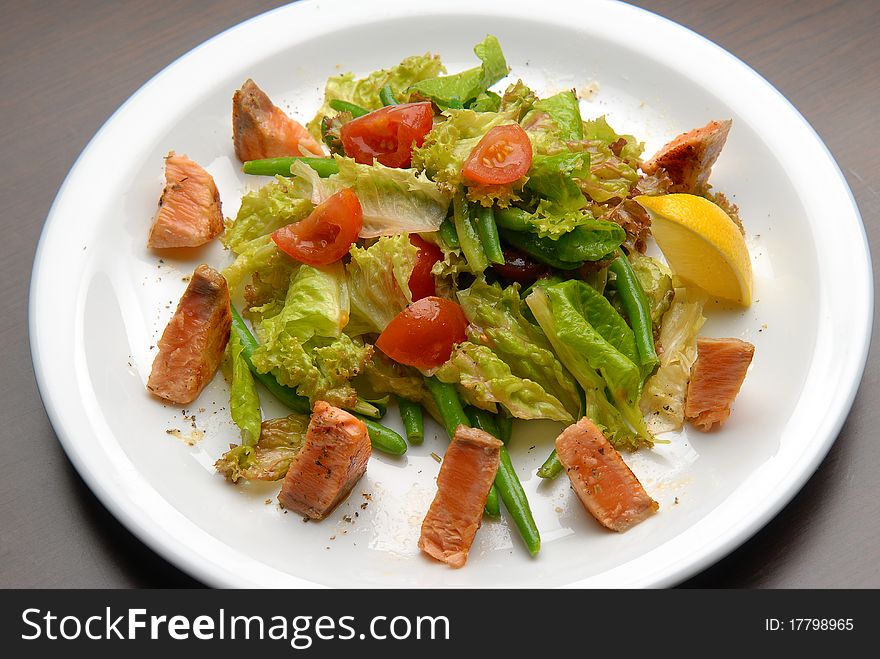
<box><xmin>145</xmin><ymin>36</ymin><xmax>755</xmax><ymax>569</ymax></box>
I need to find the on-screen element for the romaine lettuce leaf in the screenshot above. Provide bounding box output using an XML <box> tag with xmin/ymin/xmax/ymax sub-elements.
<box><xmin>345</xmin><ymin>234</ymin><xmax>418</xmax><ymax>335</ymax></box>
<box><xmin>307</xmin><ymin>52</ymin><xmax>445</xmax><ymax>141</ymax></box>
<box><xmin>223</xmin><ymin>177</ymin><xmax>312</xmax><ymax>253</ymax></box>
<box><xmin>215</xmin><ymin>414</ymin><xmax>308</xmax><ymax>483</ymax></box>
<box><xmin>554</xmin><ymin>220</ymin><xmax>627</xmax><ymax>262</ymax></box>
<box><xmin>228</xmin><ymin>331</ymin><xmax>262</xmax><ymax>445</ymax></box>
<box><xmin>456</xmin><ymin>279</ymin><xmax>580</xmax><ymax>418</ymax></box>
<box><xmin>290</xmin><ymin>157</ymin><xmax>450</xmax><ymax>238</ymax></box>
<box><xmin>526</xmin><ymin>281</ymin><xmax>651</xmax><ymax>442</ymax></box>
<box><xmin>640</xmin><ymin>288</ymin><xmax>706</xmax><ymax>433</ymax></box>
<box><xmin>434</xmin><ymin>341</ymin><xmax>572</xmax><ymax>422</ymax></box>
<box><xmin>470</xmin><ymin>90</ymin><xmax>501</xmax><ymax>112</ymax></box>
<box><xmin>406</xmin><ymin>36</ymin><xmax>508</xmax><ymax>108</ymax></box>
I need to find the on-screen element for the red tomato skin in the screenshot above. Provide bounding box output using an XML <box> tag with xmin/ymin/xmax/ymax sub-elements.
<box><xmin>408</xmin><ymin>234</ymin><xmax>443</xmax><ymax>300</ymax></box>
<box><xmin>461</xmin><ymin>124</ymin><xmax>533</xmax><ymax>185</ymax></box>
<box><xmin>271</xmin><ymin>188</ymin><xmax>362</xmax><ymax>266</ymax></box>
<box><xmin>340</xmin><ymin>102</ymin><xmax>434</xmax><ymax>168</ymax></box>
<box><xmin>375</xmin><ymin>297</ymin><xmax>468</xmax><ymax>370</ymax></box>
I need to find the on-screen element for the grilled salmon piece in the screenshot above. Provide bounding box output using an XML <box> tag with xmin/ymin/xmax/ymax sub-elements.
<box><xmin>147</xmin><ymin>152</ymin><xmax>224</xmax><ymax>249</ymax></box>
<box><xmin>556</xmin><ymin>417</ymin><xmax>658</xmax><ymax>532</ymax></box>
<box><xmin>233</xmin><ymin>79</ymin><xmax>324</xmax><ymax>161</ymax></box>
<box><xmin>685</xmin><ymin>337</ymin><xmax>755</xmax><ymax>430</ymax></box>
<box><xmin>642</xmin><ymin>119</ymin><xmax>732</xmax><ymax>194</ymax></box>
<box><xmin>419</xmin><ymin>426</ymin><xmax>501</xmax><ymax>568</ymax></box>
<box><xmin>278</xmin><ymin>402</ymin><xmax>371</xmax><ymax>520</ymax></box>
<box><xmin>147</xmin><ymin>264</ymin><xmax>231</xmax><ymax>404</ymax></box>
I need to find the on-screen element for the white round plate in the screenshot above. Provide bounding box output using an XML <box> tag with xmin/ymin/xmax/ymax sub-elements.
<box><xmin>30</xmin><ymin>0</ymin><xmax>872</xmax><ymax>588</ymax></box>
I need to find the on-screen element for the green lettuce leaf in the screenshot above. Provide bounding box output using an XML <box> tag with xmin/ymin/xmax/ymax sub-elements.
<box><xmin>630</xmin><ymin>255</ymin><xmax>674</xmax><ymax>325</ymax></box>
<box><xmin>498</xmin><ymin>80</ymin><xmax>537</xmax><ymax>120</ymax></box>
<box><xmin>528</xmin><ymin>90</ymin><xmax>583</xmax><ymax>141</ymax></box>
<box><xmin>406</xmin><ymin>36</ymin><xmax>508</xmax><ymax>108</ymax></box>
<box><xmin>412</xmin><ymin>108</ymin><xmax>517</xmax><ymax>191</ymax></box>
<box><xmin>469</xmin><ymin>90</ymin><xmax>501</xmax><ymax>112</ymax></box>
<box><xmin>290</xmin><ymin>157</ymin><xmax>450</xmax><ymax>237</ymax></box>
<box><xmin>555</xmin><ymin>219</ymin><xmax>627</xmax><ymax>262</ymax></box>
<box><xmin>307</xmin><ymin>52</ymin><xmax>445</xmax><ymax>141</ymax></box>
<box><xmin>223</xmin><ymin>177</ymin><xmax>312</xmax><ymax>253</ymax></box>
<box><xmin>222</xmin><ymin>234</ymin><xmax>293</xmax><ymax>293</ymax></box>
<box><xmin>526</xmin><ymin>151</ymin><xmax>590</xmax><ymax>213</ymax></box>
<box><xmin>434</xmin><ymin>341</ymin><xmax>572</xmax><ymax>422</ymax></box>
<box><xmin>257</xmin><ymin>262</ymin><xmax>349</xmax><ymax>346</ymax></box>
<box><xmin>345</xmin><ymin>234</ymin><xmax>418</xmax><ymax>335</ymax></box>
<box><xmin>526</xmin><ymin>281</ymin><xmax>651</xmax><ymax>442</ymax></box>
<box><xmin>215</xmin><ymin>414</ymin><xmax>308</xmax><ymax>483</ymax></box>
<box><xmin>582</xmin><ymin>116</ymin><xmax>643</xmax><ymax>161</ymax></box>
<box><xmin>578</xmin><ymin>116</ymin><xmax>644</xmax><ymax>203</ymax></box>
<box><xmin>640</xmin><ymin>288</ymin><xmax>706</xmax><ymax>433</ymax></box>
<box><xmin>359</xmin><ymin>352</ymin><xmax>442</xmax><ymax>423</ymax></box>
<box><xmin>228</xmin><ymin>331</ymin><xmax>262</xmax><ymax>445</ymax></box>
<box><xmin>456</xmin><ymin>279</ymin><xmax>580</xmax><ymax>418</ymax></box>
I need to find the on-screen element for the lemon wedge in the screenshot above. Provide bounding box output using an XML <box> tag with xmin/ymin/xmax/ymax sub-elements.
<box><xmin>634</xmin><ymin>194</ymin><xmax>752</xmax><ymax>306</ymax></box>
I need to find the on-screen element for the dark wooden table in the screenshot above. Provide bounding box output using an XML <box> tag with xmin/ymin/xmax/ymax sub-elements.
<box><xmin>2</xmin><ymin>0</ymin><xmax>877</xmax><ymax>588</ymax></box>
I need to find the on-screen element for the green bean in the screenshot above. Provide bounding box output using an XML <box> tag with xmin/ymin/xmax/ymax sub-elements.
<box><xmin>496</xmin><ymin>446</ymin><xmax>541</xmax><ymax>555</ymax></box>
<box><xmin>439</xmin><ymin>217</ymin><xmax>460</xmax><ymax>249</ymax></box>
<box><xmin>453</xmin><ymin>192</ymin><xmax>489</xmax><ymax>272</ymax></box>
<box><xmin>397</xmin><ymin>398</ymin><xmax>424</xmax><ymax>445</ymax></box>
<box><xmin>355</xmin><ymin>396</ymin><xmax>389</xmax><ymax>419</ymax></box>
<box><xmin>536</xmin><ymin>449</ymin><xmax>563</xmax><ymax>479</ymax></box>
<box><xmin>499</xmin><ymin>228</ymin><xmax>583</xmax><ymax>270</ymax></box>
<box><xmin>609</xmin><ymin>251</ymin><xmax>659</xmax><ymax>374</ymax></box>
<box><xmin>494</xmin><ymin>207</ymin><xmax>532</xmax><ymax>232</ymax></box>
<box><xmin>230</xmin><ymin>305</ymin><xmax>310</xmax><ymax>414</ymax></box>
<box><xmin>496</xmin><ymin>413</ymin><xmax>513</xmax><ymax>444</ymax></box>
<box><xmin>329</xmin><ymin>99</ymin><xmax>370</xmax><ymax>117</ymax></box>
<box><xmin>473</xmin><ymin>204</ymin><xmax>505</xmax><ymax>264</ymax></box>
<box><xmin>353</xmin><ymin>414</ymin><xmax>408</xmax><ymax>456</ymax></box>
<box><xmin>242</xmin><ymin>157</ymin><xmax>339</xmax><ymax>178</ymax></box>
<box><xmin>465</xmin><ymin>407</ymin><xmax>500</xmax><ymax>438</ymax></box>
<box><xmin>379</xmin><ymin>84</ymin><xmax>399</xmax><ymax>106</ymax></box>
<box><xmin>484</xmin><ymin>484</ymin><xmax>500</xmax><ymax>518</ymax></box>
<box><xmin>424</xmin><ymin>377</ymin><xmax>470</xmax><ymax>437</ymax></box>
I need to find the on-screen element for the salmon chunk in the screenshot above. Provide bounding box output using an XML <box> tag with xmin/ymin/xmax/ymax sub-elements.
<box><xmin>233</xmin><ymin>79</ymin><xmax>324</xmax><ymax>161</ymax></box>
<box><xmin>419</xmin><ymin>426</ymin><xmax>501</xmax><ymax>568</ymax></box>
<box><xmin>556</xmin><ymin>417</ymin><xmax>658</xmax><ymax>532</ymax></box>
<box><xmin>642</xmin><ymin>119</ymin><xmax>732</xmax><ymax>194</ymax></box>
<box><xmin>278</xmin><ymin>402</ymin><xmax>371</xmax><ymax>520</ymax></box>
<box><xmin>685</xmin><ymin>337</ymin><xmax>755</xmax><ymax>430</ymax></box>
<box><xmin>147</xmin><ymin>264</ymin><xmax>231</xmax><ymax>404</ymax></box>
<box><xmin>147</xmin><ymin>152</ymin><xmax>224</xmax><ymax>249</ymax></box>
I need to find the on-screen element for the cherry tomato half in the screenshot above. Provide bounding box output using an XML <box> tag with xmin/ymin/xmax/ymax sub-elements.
<box><xmin>271</xmin><ymin>188</ymin><xmax>362</xmax><ymax>266</ymax></box>
<box><xmin>408</xmin><ymin>234</ymin><xmax>443</xmax><ymax>300</ymax></box>
<box><xmin>375</xmin><ymin>296</ymin><xmax>468</xmax><ymax>369</ymax></box>
<box><xmin>461</xmin><ymin>124</ymin><xmax>533</xmax><ymax>185</ymax></box>
<box><xmin>340</xmin><ymin>102</ymin><xmax>434</xmax><ymax>168</ymax></box>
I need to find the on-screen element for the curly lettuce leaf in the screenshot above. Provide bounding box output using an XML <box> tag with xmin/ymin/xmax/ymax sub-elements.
<box><xmin>578</xmin><ymin>116</ymin><xmax>644</xmax><ymax>203</ymax></box>
<box><xmin>640</xmin><ymin>288</ymin><xmax>706</xmax><ymax>433</ymax></box>
<box><xmin>307</xmin><ymin>52</ymin><xmax>445</xmax><ymax>141</ymax></box>
<box><xmin>228</xmin><ymin>331</ymin><xmax>262</xmax><ymax>445</ymax></box>
<box><xmin>223</xmin><ymin>177</ymin><xmax>312</xmax><ymax>253</ymax></box>
<box><xmin>434</xmin><ymin>342</ymin><xmax>572</xmax><ymax>422</ymax></box>
<box><xmin>345</xmin><ymin>234</ymin><xmax>418</xmax><ymax>335</ymax></box>
<box><xmin>457</xmin><ymin>279</ymin><xmax>580</xmax><ymax>418</ymax></box>
<box><xmin>290</xmin><ymin>157</ymin><xmax>450</xmax><ymax>238</ymax></box>
<box><xmin>215</xmin><ymin>414</ymin><xmax>308</xmax><ymax>483</ymax></box>
<box><xmin>406</xmin><ymin>36</ymin><xmax>508</xmax><ymax>108</ymax></box>
<box><xmin>630</xmin><ymin>255</ymin><xmax>674</xmax><ymax>325</ymax></box>
<box><xmin>526</xmin><ymin>281</ymin><xmax>651</xmax><ymax>443</ymax></box>
<box><xmin>499</xmin><ymin>80</ymin><xmax>537</xmax><ymax>120</ymax></box>
<box><xmin>222</xmin><ymin>234</ymin><xmax>293</xmax><ymax>294</ymax></box>
<box><xmin>582</xmin><ymin>116</ymin><xmax>643</xmax><ymax>161</ymax></box>
<box><xmin>412</xmin><ymin>109</ymin><xmax>516</xmax><ymax>191</ymax></box>
<box><xmin>257</xmin><ymin>262</ymin><xmax>349</xmax><ymax>346</ymax></box>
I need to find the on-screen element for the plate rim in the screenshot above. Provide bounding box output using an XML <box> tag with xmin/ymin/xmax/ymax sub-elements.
<box><xmin>29</xmin><ymin>0</ymin><xmax>874</xmax><ymax>588</ymax></box>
